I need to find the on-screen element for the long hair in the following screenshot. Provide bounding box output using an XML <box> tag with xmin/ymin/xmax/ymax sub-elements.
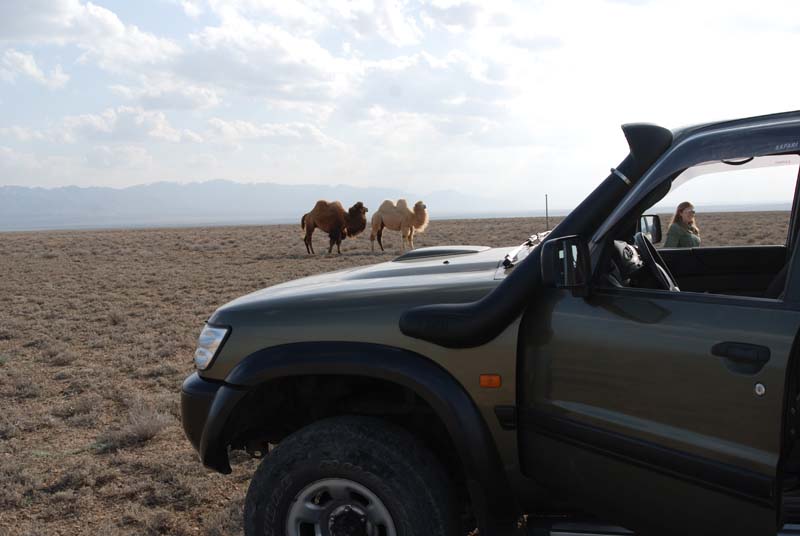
<box><xmin>670</xmin><ymin>201</ymin><xmax>699</xmax><ymax>234</ymax></box>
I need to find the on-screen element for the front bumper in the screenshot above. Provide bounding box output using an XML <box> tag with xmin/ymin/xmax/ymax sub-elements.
<box><xmin>181</xmin><ymin>373</ymin><xmax>220</xmax><ymax>453</ymax></box>
<box><xmin>181</xmin><ymin>372</ymin><xmax>247</xmax><ymax>473</ymax></box>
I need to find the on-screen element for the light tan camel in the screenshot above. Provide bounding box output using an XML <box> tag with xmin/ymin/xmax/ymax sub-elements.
<box><xmin>369</xmin><ymin>199</ymin><xmax>429</xmax><ymax>252</ymax></box>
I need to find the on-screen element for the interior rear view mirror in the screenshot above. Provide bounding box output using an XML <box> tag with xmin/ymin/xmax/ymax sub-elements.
<box><xmin>638</xmin><ymin>214</ymin><xmax>662</xmax><ymax>244</ymax></box>
<box><xmin>541</xmin><ymin>235</ymin><xmax>591</xmax><ymax>297</ymax></box>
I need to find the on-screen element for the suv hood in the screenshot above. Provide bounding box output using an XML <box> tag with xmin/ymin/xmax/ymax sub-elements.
<box><xmin>215</xmin><ymin>245</ymin><xmax>514</xmax><ymax>314</ymax></box>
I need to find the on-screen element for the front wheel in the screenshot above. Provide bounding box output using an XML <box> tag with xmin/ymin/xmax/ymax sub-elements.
<box><xmin>244</xmin><ymin>416</ymin><xmax>459</xmax><ymax>536</ymax></box>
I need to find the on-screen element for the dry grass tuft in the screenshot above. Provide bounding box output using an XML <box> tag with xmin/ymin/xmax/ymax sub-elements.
<box><xmin>13</xmin><ymin>379</ymin><xmax>40</xmax><ymax>400</ymax></box>
<box><xmin>0</xmin><ymin>465</ymin><xmax>41</xmax><ymax>509</ymax></box>
<box><xmin>52</xmin><ymin>395</ymin><xmax>99</xmax><ymax>420</ymax></box>
<box><xmin>0</xmin><ymin>415</ymin><xmax>18</xmax><ymax>440</ymax></box>
<box><xmin>203</xmin><ymin>498</ymin><xmax>245</xmax><ymax>536</ymax></box>
<box><xmin>109</xmin><ymin>309</ymin><xmax>125</xmax><ymax>326</ymax></box>
<box><xmin>50</xmin><ymin>350</ymin><xmax>79</xmax><ymax>366</ymax></box>
<box><xmin>94</xmin><ymin>400</ymin><xmax>172</xmax><ymax>453</ymax></box>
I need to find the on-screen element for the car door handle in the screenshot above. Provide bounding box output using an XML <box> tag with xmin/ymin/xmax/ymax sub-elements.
<box><xmin>711</xmin><ymin>342</ymin><xmax>771</xmax><ymax>375</ymax></box>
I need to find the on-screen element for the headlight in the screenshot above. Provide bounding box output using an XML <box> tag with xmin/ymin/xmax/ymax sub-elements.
<box><xmin>194</xmin><ymin>324</ymin><xmax>230</xmax><ymax>370</ymax></box>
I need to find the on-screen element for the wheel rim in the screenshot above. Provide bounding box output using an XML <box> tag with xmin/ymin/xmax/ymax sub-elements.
<box><xmin>286</xmin><ymin>478</ymin><xmax>397</xmax><ymax>536</ymax></box>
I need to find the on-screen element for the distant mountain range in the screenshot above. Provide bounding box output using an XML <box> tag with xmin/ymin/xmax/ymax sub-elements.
<box><xmin>0</xmin><ymin>180</ymin><xmax>533</xmax><ymax>231</ymax></box>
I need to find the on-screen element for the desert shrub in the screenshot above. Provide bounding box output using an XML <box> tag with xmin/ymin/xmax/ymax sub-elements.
<box><xmin>52</xmin><ymin>395</ymin><xmax>99</xmax><ymax>419</ymax></box>
<box><xmin>132</xmin><ymin>363</ymin><xmax>180</xmax><ymax>379</ymax></box>
<box><xmin>22</xmin><ymin>338</ymin><xmax>48</xmax><ymax>349</ymax></box>
<box><xmin>41</xmin><ymin>466</ymin><xmax>95</xmax><ymax>494</ymax></box>
<box><xmin>94</xmin><ymin>399</ymin><xmax>172</xmax><ymax>453</ymax></box>
<box><xmin>117</xmin><ymin>504</ymin><xmax>193</xmax><ymax>536</ymax></box>
<box><xmin>49</xmin><ymin>350</ymin><xmax>78</xmax><ymax>366</ymax></box>
<box><xmin>14</xmin><ymin>379</ymin><xmax>41</xmax><ymax>399</ymax></box>
<box><xmin>0</xmin><ymin>414</ymin><xmax>18</xmax><ymax>440</ymax></box>
<box><xmin>203</xmin><ymin>497</ymin><xmax>245</xmax><ymax>536</ymax></box>
<box><xmin>61</xmin><ymin>380</ymin><xmax>85</xmax><ymax>397</ymax></box>
<box><xmin>109</xmin><ymin>310</ymin><xmax>125</xmax><ymax>326</ymax></box>
<box><xmin>0</xmin><ymin>464</ymin><xmax>41</xmax><ymax>508</ymax></box>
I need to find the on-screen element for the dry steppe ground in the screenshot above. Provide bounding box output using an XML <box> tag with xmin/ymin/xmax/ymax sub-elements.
<box><xmin>0</xmin><ymin>212</ymin><xmax>789</xmax><ymax>535</ymax></box>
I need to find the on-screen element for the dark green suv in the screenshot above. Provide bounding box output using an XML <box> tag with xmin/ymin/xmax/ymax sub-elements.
<box><xmin>182</xmin><ymin>111</ymin><xmax>800</xmax><ymax>536</ymax></box>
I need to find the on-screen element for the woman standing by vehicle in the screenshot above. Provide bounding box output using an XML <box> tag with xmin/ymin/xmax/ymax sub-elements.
<box><xmin>664</xmin><ymin>201</ymin><xmax>700</xmax><ymax>248</ymax></box>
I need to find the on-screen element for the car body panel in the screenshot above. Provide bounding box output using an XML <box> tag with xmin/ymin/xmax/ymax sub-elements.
<box><xmin>521</xmin><ymin>288</ymin><xmax>798</xmax><ymax>475</ymax></box>
<box><xmin>518</xmin><ymin>262</ymin><xmax>800</xmax><ymax>534</ymax></box>
<box><xmin>199</xmin><ymin>246</ymin><xmax>529</xmax><ymax>487</ymax></box>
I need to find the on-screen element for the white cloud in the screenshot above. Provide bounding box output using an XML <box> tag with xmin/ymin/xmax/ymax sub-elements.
<box><xmin>330</xmin><ymin>0</ymin><xmax>423</xmax><ymax>46</ymax></box>
<box><xmin>183</xmin><ymin>13</ymin><xmax>357</xmax><ymax>102</ymax></box>
<box><xmin>206</xmin><ymin>0</ymin><xmax>423</xmax><ymax>46</ymax></box>
<box><xmin>207</xmin><ymin>0</ymin><xmax>327</xmax><ymax>32</ymax></box>
<box><xmin>0</xmin><ymin>145</ymin><xmax>82</xmax><ymax>184</ymax></box>
<box><xmin>0</xmin><ymin>1</ymin><xmax>181</xmax><ymax>74</ymax></box>
<box><xmin>206</xmin><ymin>117</ymin><xmax>342</xmax><ymax>148</ymax></box>
<box><xmin>349</xmin><ymin>51</ymin><xmax>511</xmax><ymax>122</ymax></box>
<box><xmin>111</xmin><ymin>82</ymin><xmax>221</xmax><ymax>110</ymax></box>
<box><xmin>85</xmin><ymin>145</ymin><xmax>153</xmax><ymax>169</ymax></box>
<box><xmin>505</xmin><ymin>34</ymin><xmax>561</xmax><ymax>51</ymax></box>
<box><xmin>0</xmin><ymin>49</ymin><xmax>69</xmax><ymax>89</ymax></box>
<box><xmin>423</xmin><ymin>1</ymin><xmax>482</xmax><ymax>31</ymax></box>
<box><xmin>174</xmin><ymin>0</ymin><xmax>204</xmax><ymax>18</ymax></box>
<box><xmin>0</xmin><ymin>126</ymin><xmax>46</xmax><ymax>142</ymax></box>
<box><xmin>51</xmin><ymin>106</ymin><xmax>202</xmax><ymax>144</ymax></box>
<box><xmin>0</xmin><ymin>145</ymin><xmax>37</xmax><ymax>169</ymax></box>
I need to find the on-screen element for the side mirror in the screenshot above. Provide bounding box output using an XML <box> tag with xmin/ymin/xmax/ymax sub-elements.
<box><xmin>541</xmin><ymin>235</ymin><xmax>591</xmax><ymax>297</ymax></box>
<box><xmin>638</xmin><ymin>214</ymin><xmax>662</xmax><ymax>244</ymax></box>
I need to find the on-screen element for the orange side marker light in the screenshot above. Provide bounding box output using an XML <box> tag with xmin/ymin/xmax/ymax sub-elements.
<box><xmin>479</xmin><ymin>374</ymin><xmax>502</xmax><ymax>388</ymax></box>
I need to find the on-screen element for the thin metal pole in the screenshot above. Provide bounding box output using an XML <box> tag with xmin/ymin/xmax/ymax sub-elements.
<box><xmin>545</xmin><ymin>194</ymin><xmax>549</xmax><ymax>230</ymax></box>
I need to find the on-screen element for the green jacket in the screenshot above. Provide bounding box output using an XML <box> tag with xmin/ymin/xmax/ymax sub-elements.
<box><xmin>664</xmin><ymin>222</ymin><xmax>701</xmax><ymax>248</ymax></box>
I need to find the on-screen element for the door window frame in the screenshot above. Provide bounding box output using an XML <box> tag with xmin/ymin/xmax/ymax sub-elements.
<box><xmin>592</xmin><ymin>119</ymin><xmax>800</xmax><ymax>247</ymax></box>
<box><xmin>589</xmin><ymin>130</ymin><xmax>800</xmax><ymax>310</ymax></box>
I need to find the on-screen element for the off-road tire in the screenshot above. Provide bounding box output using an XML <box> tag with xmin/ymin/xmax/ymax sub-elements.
<box><xmin>243</xmin><ymin>416</ymin><xmax>459</xmax><ymax>536</ymax></box>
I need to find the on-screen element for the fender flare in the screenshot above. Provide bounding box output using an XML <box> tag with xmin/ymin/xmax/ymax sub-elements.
<box><xmin>200</xmin><ymin>341</ymin><xmax>517</xmax><ymax>533</ymax></box>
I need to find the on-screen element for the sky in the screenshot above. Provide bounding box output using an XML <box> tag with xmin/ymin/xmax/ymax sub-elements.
<box><xmin>1</xmin><ymin>0</ymin><xmax>800</xmax><ymax>211</ymax></box>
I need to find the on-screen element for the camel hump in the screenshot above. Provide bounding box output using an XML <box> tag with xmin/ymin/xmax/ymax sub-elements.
<box><xmin>312</xmin><ymin>200</ymin><xmax>329</xmax><ymax>211</ymax></box>
<box><xmin>396</xmin><ymin>198</ymin><xmax>409</xmax><ymax>210</ymax></box>
<box><xmin>377</xmin><ymin>199</ymin><xmax>396</xmax><ymax>212</ymax></box>
<box><xmin>328</xmin><ymin>200</ymin><xmax>345</xmax><ymax>210</ymax></box>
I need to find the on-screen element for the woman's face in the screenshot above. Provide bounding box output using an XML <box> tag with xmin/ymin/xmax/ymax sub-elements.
<box><xmin>680</xmin><ymin>206</ymin><xmax>696</xmax><ymax>224</ymax></box>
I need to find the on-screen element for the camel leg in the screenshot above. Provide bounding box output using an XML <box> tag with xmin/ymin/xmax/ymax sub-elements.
<box><xmin>408</xmin><ymin>228</ymin><xmax>415</xmax><ymax>250</ymax></box>
<box><xmin>304</xmin><ymin>225</ymin><xmax>316</xmax><ymax>255</ymax></box>
<box><xmin>328</xmin><ymin>228</ymin><xmax>342</xmax><ymax>255</ymax></box>
<box><xmin>377</xmin><ymin>225</ymin><xmax>385</xmax><ymax>252</ymax></box>
<box><xmin>400</xmin><ymin>224</ymin><xmax>409</xmax><ymax>252</ymax></box>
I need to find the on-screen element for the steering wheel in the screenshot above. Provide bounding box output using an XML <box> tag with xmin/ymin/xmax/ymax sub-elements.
<box><xmin>634</xmin><ymin>232</ymin><xmax>680</xmax><ymax>292</ymax></box>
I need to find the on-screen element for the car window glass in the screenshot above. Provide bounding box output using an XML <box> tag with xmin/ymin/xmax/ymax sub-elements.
<box><xmin>653</xmin><ymin>155</ymin><xmax>799</xmax><ymax>248</ymax></box>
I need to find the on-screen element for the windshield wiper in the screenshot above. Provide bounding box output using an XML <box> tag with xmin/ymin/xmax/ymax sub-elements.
<box><xmin>502</xmin><ymin>231</ymin><xmax>551</xmax><ymax>268</ymax></box>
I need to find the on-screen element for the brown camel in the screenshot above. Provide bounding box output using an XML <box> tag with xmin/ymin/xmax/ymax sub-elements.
<box><xmin>301</xmin><ymin>200</ymin><xmax>368</xmax><ymax>254</ymax></box>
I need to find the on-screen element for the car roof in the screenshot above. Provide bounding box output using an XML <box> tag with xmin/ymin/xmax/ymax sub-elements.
<box><xmin>671</xmin><ymin>109</ymin><xmax>800</xmax><ymax>142</ymax></box>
